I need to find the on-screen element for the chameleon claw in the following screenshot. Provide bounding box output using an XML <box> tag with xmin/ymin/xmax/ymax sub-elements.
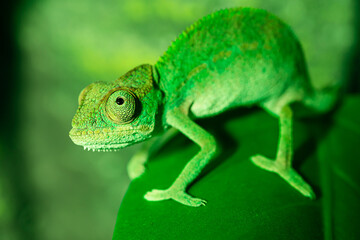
<box><xmin>200</xmin><ymin>199</ymin><xmax>207</xmax><ymax>206</ymax></box>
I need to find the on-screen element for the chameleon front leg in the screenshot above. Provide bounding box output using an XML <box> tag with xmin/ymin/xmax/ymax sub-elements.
<box><xmin>127</xmin><ymin>128</ymin><xmax>178</xmax><ymax>180</ymax></box>
<box><xmin>251</xmin><ymin>105</ymin><xmax>316</xmax><ymax>199</ymax></box>
<box><xmin>144</xmin><ymin>108</ymin><xmax>217</xmax><ymax>207</ymax></box>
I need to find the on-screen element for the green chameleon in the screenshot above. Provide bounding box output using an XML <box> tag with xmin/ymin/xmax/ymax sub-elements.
<box><xmin>69</xmin><ymin>7</ymin><xmax>338</xmax><ymax>207</ymax></box>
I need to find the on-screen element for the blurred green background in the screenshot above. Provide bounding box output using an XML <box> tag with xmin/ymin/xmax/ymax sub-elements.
<box><xmin>0</xmin><ymin>0</ymin><xmax>358</xmax><ymax>239</ymax></box>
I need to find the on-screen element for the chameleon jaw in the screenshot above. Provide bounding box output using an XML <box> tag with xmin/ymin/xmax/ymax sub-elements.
<box><xmin>69</xmin><ymin>127</ymin><xmax>136</xmax><ymax>152</ymax></box>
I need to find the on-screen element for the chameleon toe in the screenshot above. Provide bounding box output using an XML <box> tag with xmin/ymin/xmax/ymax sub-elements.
<box><xmin>144</xmin><ymin>189</ymin><xmax>170</xmax><ymax>201</ymax></box>
<box><xmin>251</xmin><ymin>154</ymin><xmax>316</xmax><ymax>199</ymax></box>
<box><xmin>144</xmin><ymin>188</ymin><xmax>207</xmax><ymax>207</ymax></box>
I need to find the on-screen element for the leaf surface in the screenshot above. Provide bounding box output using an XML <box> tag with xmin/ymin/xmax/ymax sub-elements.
<box><xmin>113</xmin><ymin>95</ymin><xmax>360</xmax><ymax>240</ymax></box>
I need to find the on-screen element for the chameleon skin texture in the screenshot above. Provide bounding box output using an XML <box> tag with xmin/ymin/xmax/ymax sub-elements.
<box><xmin>70</xmin><ymin>7</ymin><xmax>336</xmax><ymax>206</ymax></box>
<box><xmin>156</xmin><ymin>8</ymin><xmax>314</xmax><ymax>117</ymax></box>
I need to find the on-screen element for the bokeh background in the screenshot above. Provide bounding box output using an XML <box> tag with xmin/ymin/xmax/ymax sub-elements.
<box><xmin>0</xmin><ymin>0</ymin><xmax>358</xmax><ymax>239</ymax></box>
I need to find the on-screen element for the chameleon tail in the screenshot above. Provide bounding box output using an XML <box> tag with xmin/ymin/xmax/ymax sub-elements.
<box><xmin>303</xmin><ymin>83</ymin><xmax>342</xmax><ymax>114</ymax></box>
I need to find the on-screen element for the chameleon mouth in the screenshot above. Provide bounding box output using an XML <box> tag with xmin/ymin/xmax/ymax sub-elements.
<box><xmin>69</xmin><ymin>128</ymin><xmax>133</xmax><ymax>151</ymax></box>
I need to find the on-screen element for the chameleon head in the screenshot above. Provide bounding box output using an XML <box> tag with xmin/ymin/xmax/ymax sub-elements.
<box><xmin>69</xmin><ymin>64</ymin><xmax>162</xmax><ymax>152</ymax></box>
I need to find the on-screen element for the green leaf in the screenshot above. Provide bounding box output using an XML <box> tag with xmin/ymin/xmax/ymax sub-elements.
<box><xmin>112</xmin><ymin>95</ymin><xmax>360</xmax><ymax>240</ymax></box>
<box><xmin>317</xmin><ymin>95</ymin><xmax>360</xmax><ymax>239</ymax></box>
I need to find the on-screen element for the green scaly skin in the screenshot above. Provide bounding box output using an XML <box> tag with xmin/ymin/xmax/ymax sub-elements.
<box><xmin>70</xmin><ymin>7</ymin><xmax>337</xmax><ymax>207</ymax></box>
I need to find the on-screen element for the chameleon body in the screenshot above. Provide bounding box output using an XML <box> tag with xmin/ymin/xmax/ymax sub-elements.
<box><xmin>70</xmin><ymin>8</ymin><xmax>337</xmax><ymax>207</ymax></box>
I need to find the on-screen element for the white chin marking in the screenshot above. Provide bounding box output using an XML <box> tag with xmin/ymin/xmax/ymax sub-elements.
<box><xmin>83</xmin><ymin>145</ymin><xmax>124</xmax><ymax>152</ymax></box>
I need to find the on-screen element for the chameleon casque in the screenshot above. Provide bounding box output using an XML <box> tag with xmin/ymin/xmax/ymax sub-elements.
<box><xmin>69</xmin><ymin>8</ymin><xmax>337</xmax><ymax>207</ymax></box>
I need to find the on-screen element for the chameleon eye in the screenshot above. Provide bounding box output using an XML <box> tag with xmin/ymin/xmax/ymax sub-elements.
<box><xmin>105</xmin><ymin>89</ymin><xmax>137</xmax><ymax>124</ymax></box>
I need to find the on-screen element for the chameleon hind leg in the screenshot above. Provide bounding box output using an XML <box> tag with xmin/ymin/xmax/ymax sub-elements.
<box><xmin>251</xmin><ymin>105</ymin><xmax>316</xmax><ymax>199</ymax></box>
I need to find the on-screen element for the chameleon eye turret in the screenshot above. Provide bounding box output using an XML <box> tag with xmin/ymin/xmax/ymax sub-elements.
<box><xmin>105</xmin><ymin>88</ymin><xmax>137</xmax><ymax>124</ymax></box>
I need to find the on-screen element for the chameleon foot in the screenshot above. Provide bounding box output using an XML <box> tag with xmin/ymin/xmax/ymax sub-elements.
<box><xmin>251</xmin><ymin>154</ymin><xmax>316</xmax><ymax>199</ymax></box>
<box><xmin>127</xmin><ymin>153</ymin><xmax>147</xmax><ymax>180</ymax></box>
<box><xmin>144</xmin><ymin>188</ymin><xmax>207</xmax><ymax>207</ymax></box>
<box><xmin>127</xmin><ymin>161</ymin><xmax>145</xmax><ymax>180</ymax></box>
